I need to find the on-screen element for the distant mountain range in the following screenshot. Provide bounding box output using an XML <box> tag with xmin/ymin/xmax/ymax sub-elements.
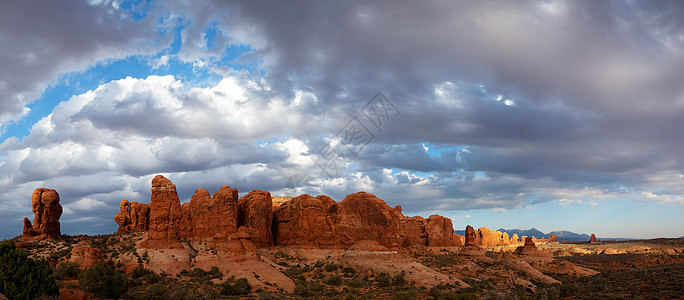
<box><xmin>454</xmin><ymin>227</ymin><xmax>635</xmax><ymax>242</ymax></box>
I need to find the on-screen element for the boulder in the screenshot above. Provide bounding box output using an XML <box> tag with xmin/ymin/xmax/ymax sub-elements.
<box><xmin>238</xmin><ymin>190</ymin><xmax>273</xmax><ymax>247</ymax></box>
<box><xmin>70</xmin><ymin>246</ymin><xmax>104</xmax><ymax>268</ymax></box>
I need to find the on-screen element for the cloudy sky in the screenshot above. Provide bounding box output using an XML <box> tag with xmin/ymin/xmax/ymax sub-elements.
<box><xmin>1</xmin><ymin>0</ymin><xmax>684</xmax><ymax>239</ymax></box>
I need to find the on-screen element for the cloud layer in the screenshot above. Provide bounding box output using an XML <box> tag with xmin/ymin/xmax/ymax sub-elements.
<box><xmin>1</xmin><ymin>0</ymin><xmax>684</xmax><ymax>238</ymax></box>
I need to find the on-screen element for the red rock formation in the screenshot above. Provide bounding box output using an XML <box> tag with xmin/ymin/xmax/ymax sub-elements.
<box><xmin>464</xmin><ymin>225</ymin><xmax>477</xmax><ymax>246</ymax></box>
<box><xmin>187</xmin><ymin>186</ymin><xmax>239</xmax><ymax>239</ymax></box>
<box><xmin>148</xmin><ymin>175</ymin><xmax>185</xmax><ymax>240</ymax></box>
<box><xmin>22</xmin><ymin>218</ymin><xmax>37</xmax><ymax>236</ymax></box>
<box><xmin>548</xmin><ymin>234</ymin><xmax>558</xmax><ymax>242</ymax></box>
<box><xmin>23</xmin><ymin>188</ymin><xmax>62</xmax><ymax>239</ymax></box>
<box><xmin>273</xmin><ymin>194</ymin><xmax>337</xmax><ymax>246</ymax></box>
<box><xmin>590</xmin><ymin>233</ymin><xmax>600</xmax><ymax>244</ymax></box>
<box><xmin>459</xmin><ymin>225</ymin><xmax>486</xmax><ymax>256</ymax></box>
<box><xmin>334</xmin><ymin>192</ymin><xmax>403</xmax><ymax>247</ymax></box>
<box><xmin>119</xmin><ymin>175</ymin><xmax>461</xmax><ymax>249</ymax></box>
<box><xmin>399</xmin><ymin>216</ymin><xmax>427</xmax><ymax>247</ymax></box>
<box><xmin>238</xmin><ymin>190</ymin><xmax>273</xmax><ymax>247</ymax></box>
<box><xmin>510</xmin><ymin>233</ymin><xmax>520</xmax><ymax>243</ymax></box>
<box><xmin>513</xmin><ymin>237</ymin><xmax>548</xmax><ymax>257</ymax></box>
<box><xmin>476</xmin><ymin>227</ymin><xmax>512</xmax><ymax>246</ymax></box>
<box><xmin>70</xmin><ymin>246</ymin><xmax>104</xmax><ymax>268</ymax></box>
<box><xmin>425</xmin><ymin>215</ymin><xmax>455</xmax><ymax>246</ymax></box>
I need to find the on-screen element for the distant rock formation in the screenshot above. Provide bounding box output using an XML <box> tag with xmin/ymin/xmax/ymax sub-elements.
<box><xmin>22</xmin><ymin>188</ymin><xmax>62</xmax><ymax>239</ymax></box>
<box><xmin>590</xmin><ymin>233</ymin><xmax>601</xmax><ymax>244</ymax></box>
<box><xmin>115</xmin><ymin>200</ymin><xmax>150</xmax><ymax>233</ymax></box>
<box><xmin>513</xmin><ymin>237</ymin><xmax>548</xmax><ymax>257</ymax></box>
<box><xmin>117</xmin><ymin>175</ymin><xmax>461</xmax><ymax>249</ymax></box>
<box><xmin>459</xmin><ymin>225</ymin><xmax>486</xmax><ymax>256</ymax></box>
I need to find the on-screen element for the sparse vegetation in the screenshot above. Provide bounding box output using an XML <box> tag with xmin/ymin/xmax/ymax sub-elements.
<box><xmin>0</xmin><ymin>241</ymin><xmax>60</xmax><ymax>299</ymax></box>
<box><xmin>78</xmin><ymin>261</ymin><xmax>130</xmax><ymax>298</ymax></box>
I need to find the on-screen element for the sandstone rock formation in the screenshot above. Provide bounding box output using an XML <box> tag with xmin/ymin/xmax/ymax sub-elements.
<box><xmin>70</xmin><ymin>246</ymin><xmax>104</xmax><ymax>268</ymax></box>
<box><xmin>476</xmin><ymin>227</ymin><xmax>511</xmax><ymax>246</ymax></box>
<box><xmin>272</xmin><ymin>194</ymin><xmax>337</xmax><ymax>246</ymax></box>
<box><xmin>117</xmin><ymin>175</ymin><xmax>462</xmax><ymax>250</ymax></box>
<box><xmin>513</xmin><ymin>237</ymin><xmax>548</xmax><ymax>257</ymax></box>
<box><xmin>426</xmin><ymin>215</ymin><xmax>457</xmax><ymax>246</ymax></box>
<box><xmin>238</xmin><ymin>190</ymin><xmax>273</xmax><ymax>247</ymax></box>
<box><xmin>334</xmin><ymin>191</ymin><xmax>403</xmax><ymax>247</ymax></box>
<box><xmin>115</xmin><ymin>200</ymin><xmax>150</xmax><ymax>233</ymax></box>
<box><xmin>459</xmin><ymin>225</ymin><xmax>486</xmax><ymax>256</ymax></box>
<box><xmin>590</xmin><ymin>233</ymin><xmax>600</xmax><ymax>244</ymax></box>
<box><xmin>23</xmin><ymin>188</ymin><xmax>62</xmax><ymax>239</ymax></box>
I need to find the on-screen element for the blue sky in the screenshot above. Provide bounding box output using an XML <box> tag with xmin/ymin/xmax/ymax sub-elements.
<box><xmin>1</xmin><ymin>0</ymin><xmax>684</xmax><ymax>239</ymax></box>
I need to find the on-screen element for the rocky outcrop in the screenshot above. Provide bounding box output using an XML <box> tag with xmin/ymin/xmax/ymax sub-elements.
<box><xmin>590</xmin><ymin>233</ymin><xmax>600</xmax><ymax>244</ymax></box>
<box><xmin>115</xmin><ymin>200</ymin><xmax>150</xmax><ymax>233</ymax></box>
<box><xmin>238</xmin><ymin>190</ymin><xmax>273</xmax><ymax>247</ymax></box>
<box><xmin>117</xmin><ymin>175</ymin><xmax>461</xmax><ymax>249</ymax></box>
<box><xmin>273</xmin><ymin>194</ymin><xmax>337</xmax><ymax>246</ymax></box>
<box><xmin>459</xmin><ymin>225</ymin><xmax>486</xmax><ymax>256</ymax></box>
<box><xmin>513</xmin><ymin>237</ymin><xmax>548</xmax><ymax>257</ymax></box>
<box><xmin>23</xmin><ymin>188</ymin><xmax>62</xmax><ymax>239</ymax></box>
<box><xmin>70</xmin><ymin>246</ymin><xmax>104</xmax><ymax>268</ymax></box>
<box><xmin>425</xmin><ymin>215</ymin><xmax>456</xmax><ymax>246</ymax></box>
<box><xmin>476</xmin><ymin>227</ymin><xmax>512</xmax><ymax>246</ymax></box>
<box><xmin>186</xmin><ymin>186</ymin><xmax>239</xmax><ymax>239</ymax></box>
<box><xmin>334</xmin><ymin>192</ymin><xmax>403</xmax><ymax>247</ymax></box>
<box><xmin>148</xmin><ymin>175</ymin><xmax>184</xmax><ymax>240</ymax></box>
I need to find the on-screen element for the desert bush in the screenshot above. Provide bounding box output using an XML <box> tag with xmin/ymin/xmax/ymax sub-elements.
<box><xmin>324</xmin><ymin>274</ymin><xmax>343</xmax><ymax>286</ymax></box>
<box><xmin>392</xmin><ymin>271</ymin><xmax>408</xmax><ymax>287</ymax></box>
<box><xmin>392</xmin><ymin>290</ymin><xmax>417</xmax><ymax>300</ymax></box>
<box><xmin>130</xmin><ymin>265</ymin><xmax>153</xmax><ymax>278</ymax></box>
<box><xmin>220</xmin><ymin>277</ymin><xmax>251</xmax><ymax>296</ymax></box>
<box><xmin>324</xmin><ymin>263</ymin><xmax>338</xmax><ymax>272</ymax></box>
<box><xmin>294</xmin><ymin>279</ymin><xmax>312</xmax><ymax>297</ymax></box>
<box><xmin>0</xmin><ymin>241</ymin><xmax>60</xmax><ymax>299</ymax></box>
<box><xmin>78</xmin><ymin>261</ymin><xmax>129</xmax><ymax>299</ymax></box>
<box><xmin>54</xmin><ymin>261</ymin><xmax>81</xmax><ymax>280</ymax></box>
<box><xmin>376</xmin><ymin>272</ymin><xmax>392</xmax><ymax>287</ymax></box>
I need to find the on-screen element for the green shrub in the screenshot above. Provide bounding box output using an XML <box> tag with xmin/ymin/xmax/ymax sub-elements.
<box><xmin>130</xmin><ymin>265</ymin><xmax>153</xmax><ymax>279</ymax></box>
<box><xmin>0</xmin><ymin>241</ymin><xmax>60</xmax><ymax>299</ymax></box>
<box><xmin>324</xmin><ymin>274</ymin><xmax>343</xmax><ymax>286</ymax></box>
<box><xmin>78</xmin><ymin>261</ymin><xmax>129</xmax><ymax>298</ymax></box>
<box><xmin>376</xmin><ymin>272</ymin><xmax>391</xmax><ymax>287</ymax></box>
<box><xmin>54</xmin><ymin>261</ymin><xmax>81</xmax><ymax>280</ymax></box>
<box><xmin>294</xmin><ymin>280</ymin><xmax>311</xmax><ymax>297</ymax></box>
<box><xmin>220</xmin><ymin>277</ymin><xmax>251</xmax><ymax>295</ymax></box>
<box><xmin>324</xmin><ymin>263</ymin><xmax>338</xmax><ymax>272</ymax></box>
<box><xmin>392</xmin><ymin>271</ymin><xmax>407</xmax><ymax>287</ymax></box>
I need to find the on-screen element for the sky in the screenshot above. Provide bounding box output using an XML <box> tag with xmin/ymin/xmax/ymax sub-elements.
<box><xmin>1</xmin><ymin>0</ymin><xmax>684</xmax><ymax>240</ymax></box>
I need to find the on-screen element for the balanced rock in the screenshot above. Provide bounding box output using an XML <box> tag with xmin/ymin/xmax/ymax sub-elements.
<box><xmin>23</xmin><ymin>188</ymin><xmax>62</xmax><ymax>239</ymax></box>
<box><xmin>70</xmin><ymin>246</ymin><xmax>104</xmax><ymax>268</ymax></box>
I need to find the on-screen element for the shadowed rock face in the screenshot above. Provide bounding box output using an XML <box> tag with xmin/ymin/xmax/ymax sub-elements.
<box><xmin>115</xmin><ymin>175</ymin><xmax>460</xmax><ymax>249</ymax></box>
<box><xmin>23</xmin><ymin>188</ymin><xmax>62</xmax><ymax>239</ymax></box>
<box><xmin>513</xmin><ymin>237</ymin><xmax>548</xmax><ymax>257</ymax></box>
